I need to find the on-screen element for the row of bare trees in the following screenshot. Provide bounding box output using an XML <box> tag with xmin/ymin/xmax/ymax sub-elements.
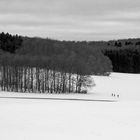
<box><xmin>0</xmin><ymin>54</ymin><xmax>94</xmax><ymax>93</ymax></box>
<box><xmin>0</xmin><ymin>66</ymin><xmax>92</xmax><ymax>93</ymax></box>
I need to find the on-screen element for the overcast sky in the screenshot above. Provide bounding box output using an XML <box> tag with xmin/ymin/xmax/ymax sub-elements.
<box><xmin>0</xmin><ymin>0</ymin><xmax>140</xmax><ymax>41</ymax></box>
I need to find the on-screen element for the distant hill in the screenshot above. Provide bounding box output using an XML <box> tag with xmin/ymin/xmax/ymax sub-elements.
<box><xmin>1</xmin><ymin>32</ymin><xmax>140</xmax><ymax>73</ymax></box>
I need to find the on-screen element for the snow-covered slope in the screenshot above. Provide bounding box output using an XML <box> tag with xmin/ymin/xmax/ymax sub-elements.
<box><xmin>0</xmin><ymin>73</ymin><xmax>140</xmax><ymax>140</ymax></box>
<box><xmin>89</xmin><ymin>72</ymin><xmax>140</xmax><ymax>100</ymax></box>
<box><xmin>0</xmin><ymin>98</ymin><xmax>139</xmax><ymax>140</ymax></box>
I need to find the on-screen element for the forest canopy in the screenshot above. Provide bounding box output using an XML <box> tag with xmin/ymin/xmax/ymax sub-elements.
<box><xmin>1</xmin><ymin>32</ymin><xmax>140</xmax><ymax>93</ymax></box>
<box><xmin>0</xmin><ymin>32</ymin><xmax>112</xmax><ymax>93</ymax></box>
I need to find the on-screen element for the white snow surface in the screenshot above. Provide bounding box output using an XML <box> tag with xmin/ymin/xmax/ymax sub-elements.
<box><xmin>0</xmin><ymin>72</ymin><xmax>140</xmax><ymax>140</ymax></box>
<box><xmin>89</xmin><ymin>72</ymin><xmax>140</xmax><ymax>100</ymax></box>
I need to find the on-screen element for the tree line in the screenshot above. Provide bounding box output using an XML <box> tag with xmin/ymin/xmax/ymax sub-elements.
<box><xmin>0</xmin><ymin>32</ymin><xmax>22</xmax><ymax>53</ymax></box>
<box><xmin>104</xmin><ymin>48</ymin><xmax>140</xmax><ymax>73</ymax></box>
<box><xmin>0</xmin><ymin>54</ymin><xmax>94</xmax><ymax>93</ymax></box>
<box><xmin>0</xmin><ymin>32</ymin><xmax>112</xmax><ymax>93</ymax></box>
<box><xmin>2</xmin><ymin>32</ymin><xmax>140</xmax><ymax>75</ymax></box>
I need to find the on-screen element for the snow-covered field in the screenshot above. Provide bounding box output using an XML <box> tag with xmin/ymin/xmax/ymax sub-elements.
<box><xmin>0</xmin><ymin>73</ymin><xmax>140</xmax><ymax>140</ymax></box>
<box><xmin>90</xmin><ymin>72</ymin><xmax>140</xmax><ymax>100</ymax></box>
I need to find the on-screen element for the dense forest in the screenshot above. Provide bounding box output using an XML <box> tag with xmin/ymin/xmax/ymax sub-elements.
<box><xmin>104</xmin><ymin>48</ymin><xmax>140</xmax><ymax>73</ymax></box>
<box><xmin>19</xmin><ymin>37</ymin><xmax>140</xmax><ymax>74</ymax></box>
<box><xmin>0</xmin><ymin>32</ymin><xmax>112</xmax><ymax>93</ymax></box>
<box><xmin>103</xmin><ymin>39</ymin><xmax>140</xmax><ymax>73</ymax></box>
<box><xmin>1</xmin><ymin>32</ymin><xmax>140</xmax><ymax>93</ymax></box>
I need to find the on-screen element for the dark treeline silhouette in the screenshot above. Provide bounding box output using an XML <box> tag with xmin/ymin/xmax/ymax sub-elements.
<box><xmin>1</xmin><ymin>32</ymin><xmax>140</xmax><ymax>93</ymax></box>
<box><xmin>88</xmin><ymin>38</ymin><xmax>140</xmax><ymax>73</ymax></box>
<box><xmin>1</xmin><ymin>32</ymin><xmax>140</xmax><ymax>75</ymax></box>
<box><xmin>102</xmin><ymin>39</ymin><xmax>140</xmax><ymax>73</ymax></box>
<box><xmin>0</xmin><ymin>54</ymin><xmax>93</xmax><ymax>93</ymax></box>
<box><xmin>0</xmin><ymin>33</ymin><xmax>112</xmax><ymax>93</ymax></box>
<box><xmin>104</xmin><ymin>48</ymin><xmax>140</xmax><ymax>73</ymax></box>
<box><xmin>0</xmin><ymin>32</ymin><xmax>22</xmax><ymax>53</ymax></box>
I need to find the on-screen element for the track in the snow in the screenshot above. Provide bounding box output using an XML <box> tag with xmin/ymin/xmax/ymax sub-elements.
<box><xmin>0</xmin><ymin>96</ymin><xmax>117</xmax><ymax>102</ymax></box>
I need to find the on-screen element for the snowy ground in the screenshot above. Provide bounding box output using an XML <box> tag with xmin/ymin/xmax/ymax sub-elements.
<box><xmin>90</xmin><ymin>72</ymin><xmax>140</xmax><ymax>100</ymax></box>
<box><xmin>0</xmin><ymin>73</ymin><xmax>140</xmax><ymax>140</ymax></box>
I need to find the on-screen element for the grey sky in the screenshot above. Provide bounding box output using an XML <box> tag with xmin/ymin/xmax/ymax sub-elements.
<box><xmin>0</xmin><ymin>0</ymin><xmax>140</xmax><ymax>41</ymax></box>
